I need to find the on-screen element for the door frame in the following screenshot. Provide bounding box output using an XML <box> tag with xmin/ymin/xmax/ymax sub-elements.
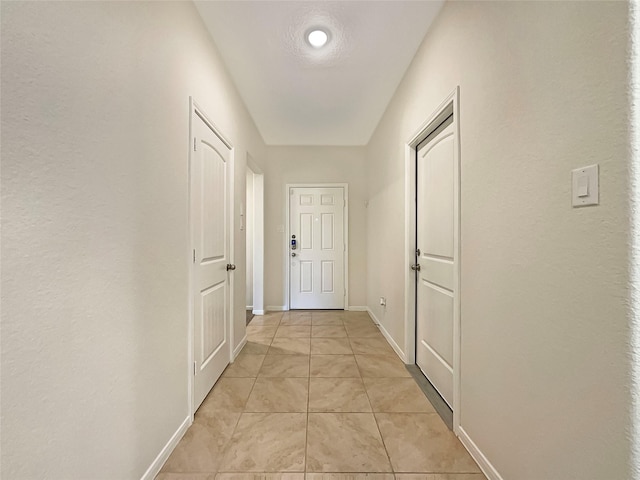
<box><xmin>285</xmin><ymin>183</ymin><xmax>349</xmax><ymax>310</ymax></box>
<box><xmin>246</xmin><ymin>155</ymin><xmax>265</xmax><ymax>315</ymax></box>
<box><xmin>403</xmin><ymin>87</ymin><xmax>461</xmax><ymax>432</ymax></box>
<box><xmin>188</xmin><ymin>97</ymin><xmax>235</xmax><ymax>420</ymax></box>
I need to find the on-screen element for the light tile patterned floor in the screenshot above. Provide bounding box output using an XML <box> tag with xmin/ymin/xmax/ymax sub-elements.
<box><xmin>157</xmin><ymin>311</ymin><xmax>486</xmax><ymax>480</ymax></box>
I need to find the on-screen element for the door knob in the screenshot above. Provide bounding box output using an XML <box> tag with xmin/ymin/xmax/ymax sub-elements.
<box><xmin>410</xmin><ymin>264</ymin><xmax>421</xmax><ymax>271</ymax></box>
<box><xmin>226</xmin><ymin>264</ymin><xmax>236</xmax><ymax>271</ymax></box>
<box><xmin>291</xmin><ymin>252</ymin><xmax>296</xmax><ymax>257</ymax></box>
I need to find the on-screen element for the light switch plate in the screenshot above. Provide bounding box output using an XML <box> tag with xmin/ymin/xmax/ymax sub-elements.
<box><xmin>572</xmin><ymin>164</ymin><xmax>599</xmax><ymax>207</ymax></box>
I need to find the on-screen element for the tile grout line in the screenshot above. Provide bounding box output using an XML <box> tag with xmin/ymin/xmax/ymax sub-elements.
<box><xmin>216</xmin><ymin>375</ymin><xmax>255</xmax><ymax>476</ymax></box>
<box><xmin>230</xmin><ymin>325</ymin><xmax>272</xmax><ymax>434</ymax></box>
<box><xmin>360</xmin><ymin>365</ymin><xmax>396</xmax><ymax>476</ymax></box>
<box><xmin>304</xmin><ymin>321</ymin><xmax>312</xmax><ymax>476</ymax></box>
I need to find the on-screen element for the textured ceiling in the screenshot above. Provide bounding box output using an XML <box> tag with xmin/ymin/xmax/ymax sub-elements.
<box><xmin>194</xmin><ymin>1</ymin><xmax>444</xmax><ymax>146</ymax></box>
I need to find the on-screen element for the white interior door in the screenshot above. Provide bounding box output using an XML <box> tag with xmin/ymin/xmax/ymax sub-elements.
<box><xmin>192</xmin><ymin>111</ymin><xmax>231</xmax><ymax>411</ymax></box>
<box><xmin>416</xmin><ymin>116</ymin><xmax>456</xmax><ymax>408</ymax></box>
<box><xmin>289</xmin><ymin>187</ymin><xmax>345</xmax><ymax>310</ymax></box>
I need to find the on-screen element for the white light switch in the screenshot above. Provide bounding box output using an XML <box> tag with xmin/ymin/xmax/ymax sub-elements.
<box><xmin>577</xmin><ymin>175</ymin><xmax>589</xmax><ymax>197</ymax></box>
<box><xmin>572</xmin><ymin>164</ymin><xmax>599</xmax><ymax>207</ymax></box>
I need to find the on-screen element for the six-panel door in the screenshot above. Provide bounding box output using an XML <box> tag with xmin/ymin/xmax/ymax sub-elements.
<box><xmin>289</xmin><ymin>187</ymin><xmax>345</xmax><ymax>309</ymax></box>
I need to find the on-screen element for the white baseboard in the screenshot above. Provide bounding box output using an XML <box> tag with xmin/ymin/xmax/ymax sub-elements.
<box><xmin>457</xmin><ymin>425</ymin><xmax>503</xmax><ymax>480</ymax></box>
<box><xmin>140</xmin><ymin>415</ymin><xmax>191</xmax><ymax>480</ymax></box>
<box><xmin>252</xmin><ymin>309</ymin><xmax>265</xmax><ymax>315</ymax></box>
<box><xmin>246</xmin><ymin>305</ymin><xmax>253</xmax><ymax>310</ymax></box>
<box><xmin>347</xmin><ymin>305</ymin><xmax>368</xmax><ymax>311</ymax></box>
<box><xmin>266</xmin><ymin>305</ymin><xmax>289</xmax><ymax>311</ymax></box>
<box><xmin>365</xmin><ymin>307</ymin><xmax>380</xmax><ymax>325</ymax></box>
<box><xmin>367</xmin><ymin>308</ymin><xmax>407</xmax><ymax>363</ymax></box>
<box><xmin>232</xmin><ymin>335</ymin><xmax>247</xmax><ymax>360</ymax></box>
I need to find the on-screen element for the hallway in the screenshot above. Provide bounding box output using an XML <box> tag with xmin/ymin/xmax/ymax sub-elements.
<box><xmin>158</xmin><ymin>311</ymin><xmax>484</xmax><ymax>479</ymax></box>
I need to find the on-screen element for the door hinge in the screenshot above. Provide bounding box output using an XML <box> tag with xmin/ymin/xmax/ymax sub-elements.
<box><xmin>194</xmin><ymin>137</ymin><xmax>197</xmax><ymax>151</ymax></box>
<box><xmin>193</xmin><ymin>249</ymin><xmax>196</xmax><ymax>263</ymax></box>
<box><xmin>193</xmin><ymin>361</ymin><xmax>197</xmax><ymax>376</ymax></box>
<box><xmin>416</xmin><ymin>248</ymin><xmax>421</xmax><ymax>256</ymax></box>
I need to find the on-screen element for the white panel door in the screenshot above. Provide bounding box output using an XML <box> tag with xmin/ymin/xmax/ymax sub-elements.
<box><xmin>192</xmin><ymin>112</ymin><xmax>231</xmax><ymax>410</ymax></box>
<box><xmin>416</xmin><ymin>117</ymin><xmax>456</xmax><ymax>408</ymax></box>
<box><xmin>290</xmin><ymin>187</ymin><xmax>345</xmax><ymax>309</ymax></box>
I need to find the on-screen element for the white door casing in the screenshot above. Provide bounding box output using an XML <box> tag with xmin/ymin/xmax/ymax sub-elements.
<box><xmin>191</xmin><ymin>107</ymin><xmax>232</xmax><ymax>411</ymax></box>
<box><xmin>289</xmin><ymin>186</ymin><xmax>346</xmax><ymax>310</ymax></box>
<box><xmin>246</xmin><ymin>157</ymin><xmax>265</xmax><ymax>315</ymax></box>
<box><xmin>416</xmin><ymin>116</ymin><xmax>456</xmax><ymax>408</ymax></box>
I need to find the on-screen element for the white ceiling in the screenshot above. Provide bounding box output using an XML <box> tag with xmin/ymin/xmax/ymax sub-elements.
<box><xmin>194</xmin><ymin>1</ymin><xmax>444</xmax><ymax>146</ymax></box>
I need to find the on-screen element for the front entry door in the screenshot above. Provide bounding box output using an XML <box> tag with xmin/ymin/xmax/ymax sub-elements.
<box><xmin>192</xmin><ymin>110</ymin><xmax>231</xmax><ymax>410</ymax></box>
<box><xmin>289</xmin><ymin>187</ymin><xmax>345</xmax><ymax>309</ymax></box>
<box><xmin>416</xmin><ymin>115</ymin><xmax>457</xmax><ymax>408</ymax></box>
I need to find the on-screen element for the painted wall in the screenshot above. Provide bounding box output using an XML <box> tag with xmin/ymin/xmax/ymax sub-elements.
<box><xmin>1</xmin><ymin>1</ymin><xmax>265</xmax><ymax>478</ymax></box>
<box><xmin>366</xmin><ymin>2</ymin><xmax>632</xmax><ymax>479</ymax></box>
<box><xmin>264</xmin><ymin>146</ymin><xmax>367</xmax><ymax>310</ymax></box>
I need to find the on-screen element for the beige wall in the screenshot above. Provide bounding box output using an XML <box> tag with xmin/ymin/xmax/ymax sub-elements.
<box><xmin>0</xmin><ymin>1</ymin><xmax>265</xmax><ymax>478</ymax></box>
<box><xmin>264</xmin><ymin>146</ymin><xmax>367</xmax><ymax>310</ymax></box>
<box><xmin>366</xmin><ymin>2</ymin><xmax>632</xmax><ymax>479</ymax></box>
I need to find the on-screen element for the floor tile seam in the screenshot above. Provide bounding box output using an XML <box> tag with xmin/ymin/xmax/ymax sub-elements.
<box><xmin>362</xmin><ymin>386</ymin><xmax>395</xmax><ymax>475</ymax></box>
<box><xmin>306</xmin><ymin>404</ymin><xmax>393</xmax><ymax>473</ymax></box>
<box><xmin>239</xmin><ymin>375</ymin><xmax>259</xmax><ymax>416</ymax></box>
<box><xmin>213</xmin><ymin>471</ymin><xmax>440</xmax><ymax>474</ymax></box>
<box><xmin>243</xmin><ymin>410</ymin><xmax>309</xmax><ymax>413</ymax></box>
<box><xmin>248</xmin><ymin>318</ymin><xmax>282</xmax><ymax>327</ymax></box>
<box><xmin>302</xmin><ymin>472</ymin><xmax>398</xmax><ymax>476</ymax></box>
<box><xmin>302</xmin><ymin>470</ymin><xmax>395</xmax><ymax>472</ymax></box>
<box><xmin>304</xmin><ymin>469</ymin><xmax>394</xmax><ymax>474</ymax></box>
<box><xmin>304</xmin><ymin>346</ymin><xmax>311</xmax><ymax>474</ymax></box>
<box><xmin>233</xmin><ymin>353</ymin><xmax>268</xmax><ymax>378</ymax></box>
<box><xmin>310</xmin><ymin>336</ymin><xmax>348</xmax><ymax>339</ymax></box>
<box><xmin>359</xmin><ymin>379</ymin><xmax>442</xmax><ymax>414</ymax></box>
<box><xmin>247</xmin><ymin>329</ymin><xmax>278</xmax><ymax>336</ymax></box>
<box><xmin>353</xmin><ymin>354</ymin><xmax>366</xmax><ymax>378</ymax></box>
<box><xmin>392</xmin><ymin>470</ymin><xmax>486</xmax><ymax>474</ymax></box>
<box><xmin>214</xmin><ymin>380</ymin><xmax>255</xmax><ymax>476</ymax></box>
<box><xmin>307</xmin><ymin>409</ymin><xmax>374</xmax><ymax>413</ymax></box>
<box><xmin>215</xmin><ymin>470</ymin><xmax>306</xmax><ymax>474</ymax></box>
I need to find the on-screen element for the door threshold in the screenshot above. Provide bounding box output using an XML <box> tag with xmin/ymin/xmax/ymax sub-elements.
<box><xmin>406</xmin><ymin>364</ymin><xmax>453</xmax><ymax>430</ymax></box>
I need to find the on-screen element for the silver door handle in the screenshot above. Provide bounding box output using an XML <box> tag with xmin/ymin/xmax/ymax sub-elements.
<box><xmin>226</xmin><ymin>264</ymin><xmax>236</xmax><ymax>271</ymax></box>
<box><xmin>410</xmin><ymin>264</ymin><xmax>421</xmax><ymax>271</ymax></box>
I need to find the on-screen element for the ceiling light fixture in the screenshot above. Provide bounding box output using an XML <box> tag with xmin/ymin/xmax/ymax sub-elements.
<box><xmin>307</xmin><ymin>29</ymin><xmax>328</xmax><ymax>48</ymax></box>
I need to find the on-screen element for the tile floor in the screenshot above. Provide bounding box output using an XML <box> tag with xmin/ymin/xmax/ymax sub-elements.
<box><xmin>158</xmin><ymin>311</ymin><xmax>486</xmax><ymax>480</ymax></box>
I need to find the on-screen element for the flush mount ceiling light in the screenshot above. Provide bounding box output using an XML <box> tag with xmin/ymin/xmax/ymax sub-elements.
<box><xmin>307</xmin><ymin>29</ymin><xmax>328</xmax><ymax>48</ymax></box>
